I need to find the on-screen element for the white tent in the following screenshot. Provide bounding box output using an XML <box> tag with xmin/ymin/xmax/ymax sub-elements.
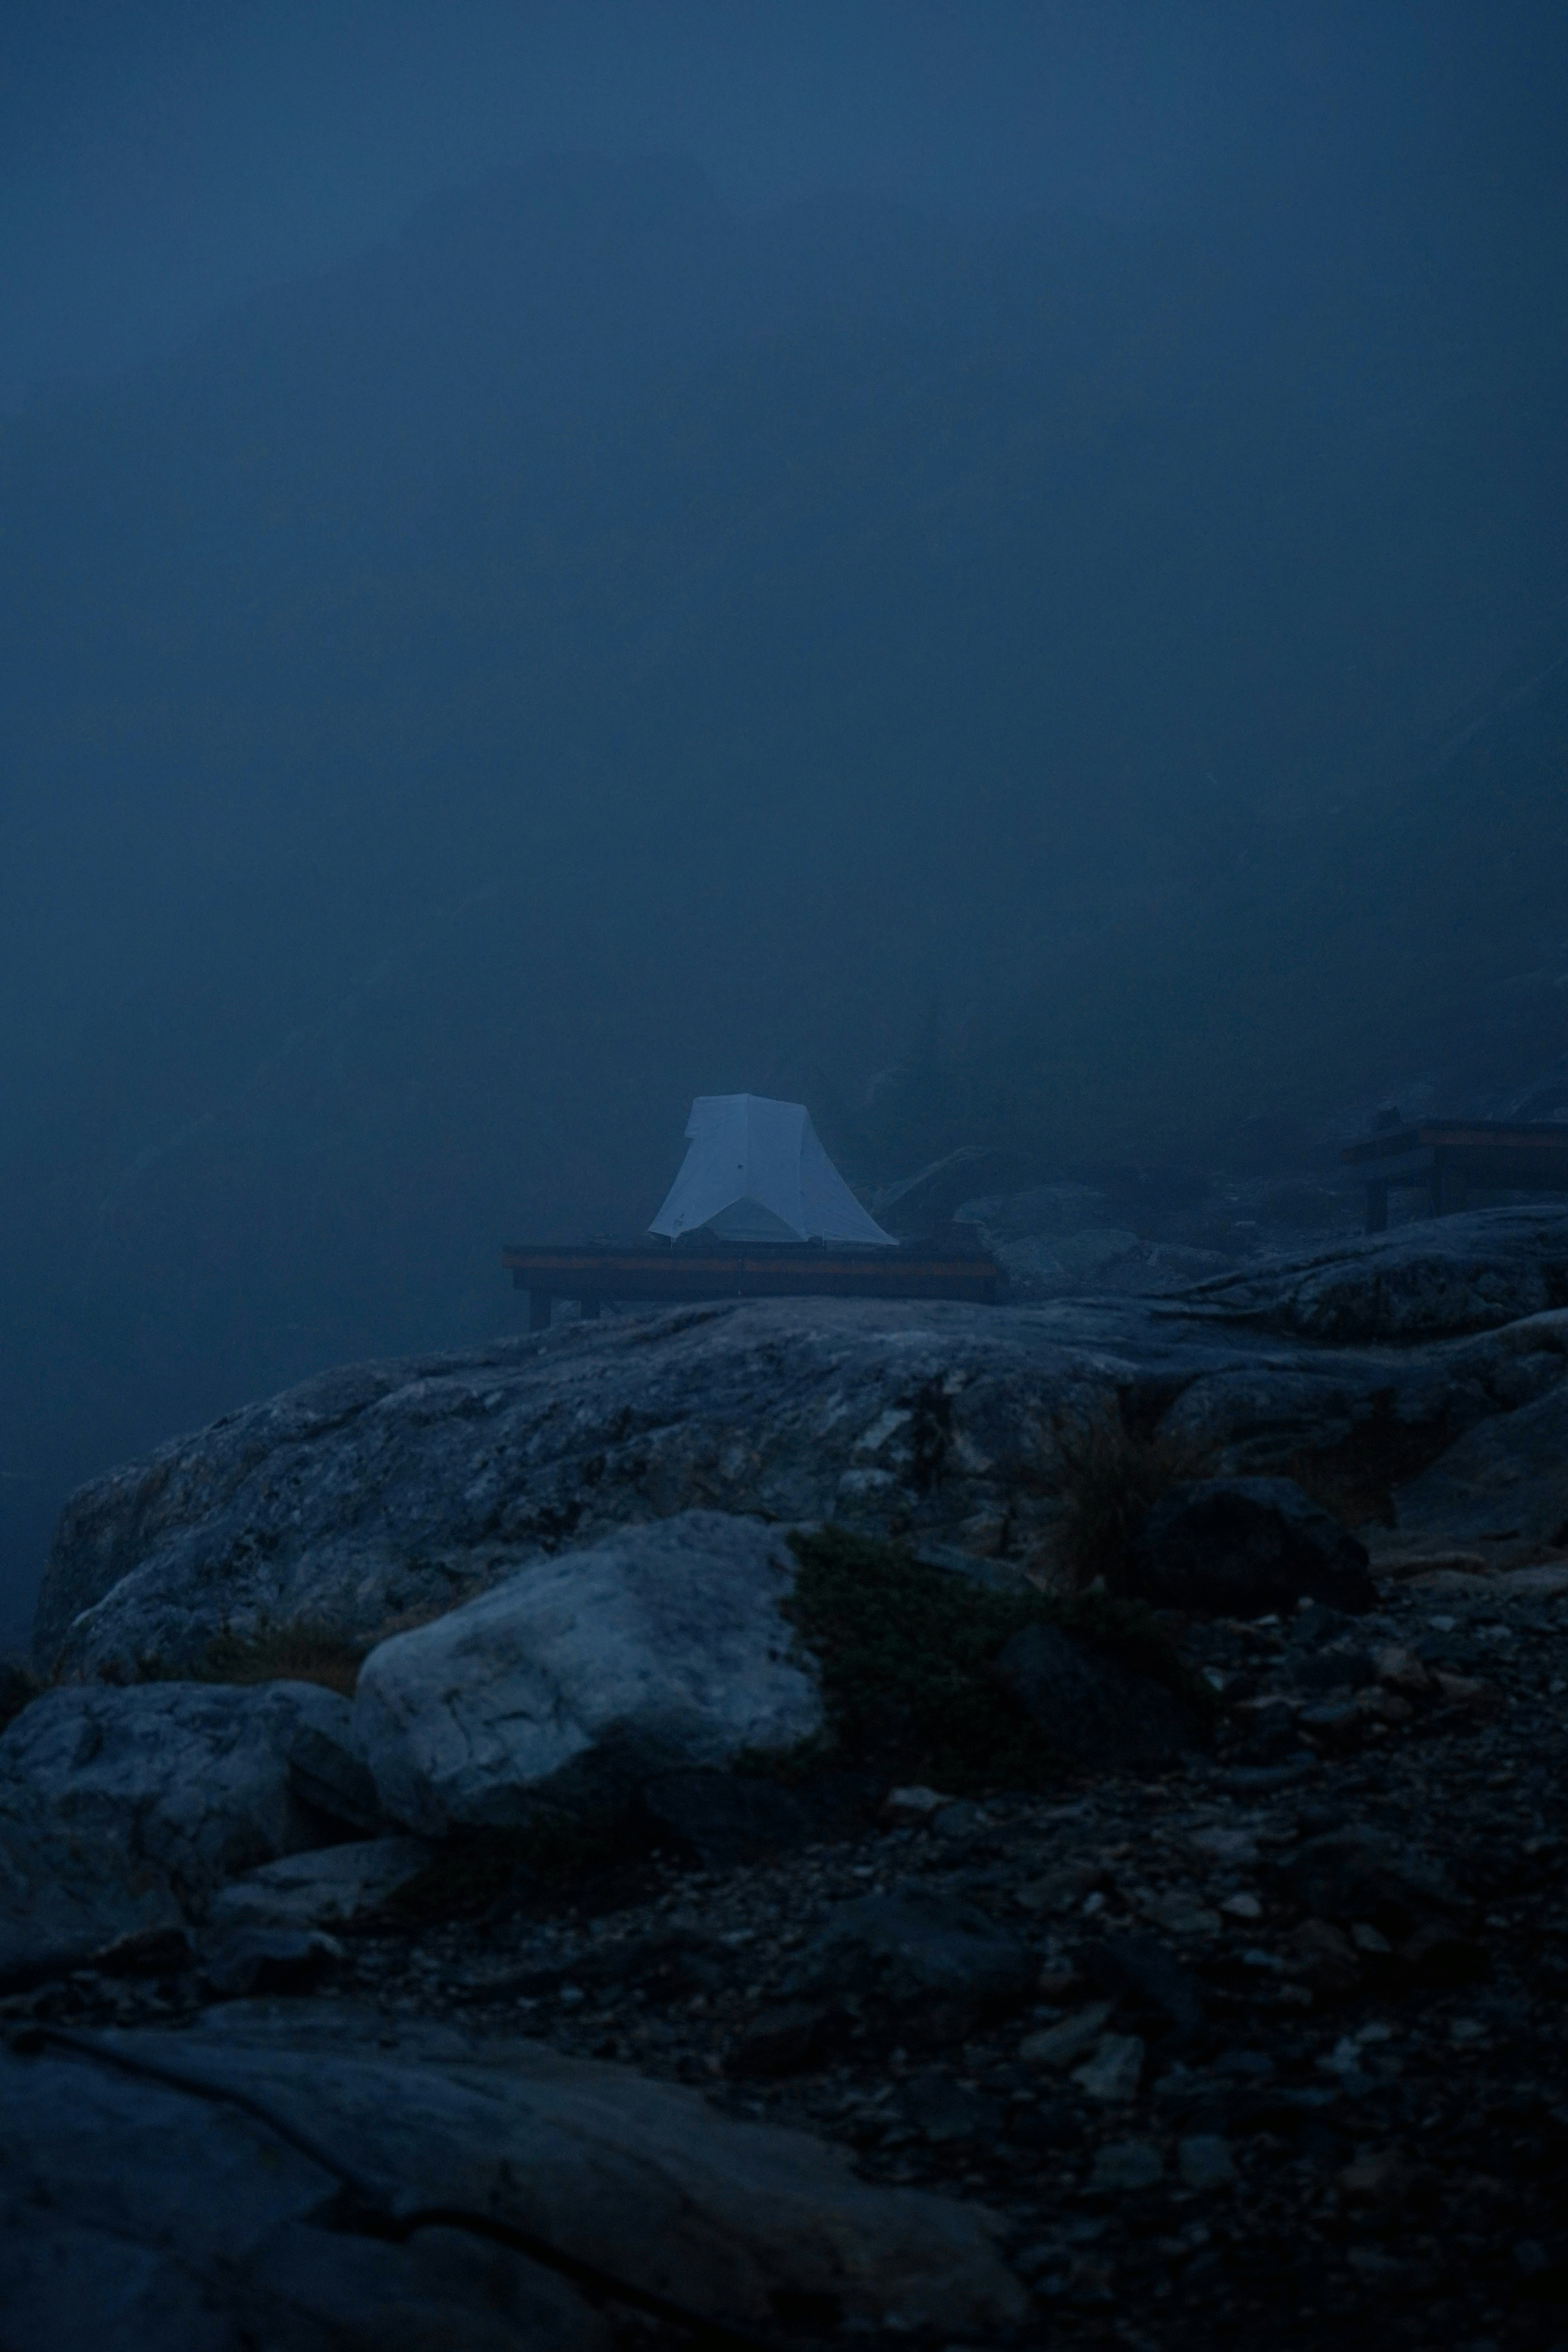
<box><xmin>649</xmin><ymin>1095</ymin><xmax>897</xmax><ymax>1246</ymax></box>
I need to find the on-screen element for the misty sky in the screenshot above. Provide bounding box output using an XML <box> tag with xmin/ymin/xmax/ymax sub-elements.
<box><xmin>5</xmin><ymin>0</ymin><xmax>1557</xmax><ymax>416</ymax></box>
<box><xmin>4</xmin><ymin>0</ymin><xmax>1568</xmax><ymax>1653</ymax></box>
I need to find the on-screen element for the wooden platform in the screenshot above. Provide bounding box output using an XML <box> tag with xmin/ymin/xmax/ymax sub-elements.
<box><xmin>1342</xmin><ymin>1120</ymin><xmax>1568</xmax><ymax>1231</ymax></box>
<box><xmin>502</xmin><ymin>1237</ymin><xmax>1003</xmax><ymax>1329</ymax></box>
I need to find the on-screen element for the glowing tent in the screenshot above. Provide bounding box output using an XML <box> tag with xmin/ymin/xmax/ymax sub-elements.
<box><xmin>649</xmin><ymin>1095</ymin><xmax>897</xmax><ymax>1247</ymax></box>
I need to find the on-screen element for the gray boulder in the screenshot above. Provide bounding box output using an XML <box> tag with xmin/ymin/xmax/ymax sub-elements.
<box><xmin>0</xmin><ymin>2002</ymin><xmax>1027</xmax><ymax>2345</ymax></box>
<box><xmin>355</xmin><ymin>1514</ymin><xmax>822</xmax><ymax>1836</ymax></box>
<box><xmin>0</xmin><ymin>1681</ymin><xmax>376</xmax><ymax>1907</ymax></box>
<box><xmin>1129</xmin><ymin>1478</ymin><xmax>1375</xmax><ymax>1616</ymax></box>
<box><xmin>0</xmin><ymin>1797</ymin><xmax>183</xmax><ymax>1993</ymax></box>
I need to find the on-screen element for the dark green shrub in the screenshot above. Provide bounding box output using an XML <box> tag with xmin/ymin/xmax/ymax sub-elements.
<box><xmin>780</xmin><ymin>1523</ymin><xmax>1209</xmax><ymax>1794</ymax></box>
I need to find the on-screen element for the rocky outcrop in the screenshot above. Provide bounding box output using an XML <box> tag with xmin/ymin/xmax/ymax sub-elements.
<box><xmin>1168</xmin><ymin>1203</ymin><xmax>1568</xmax><ymax>1343</ymax></box>
<box><xmin>31</xmin><ymin>1209</ymin><xmax>1568</xmax><ymax>1682</ymax></box>
<box><xmin>0</xmin><ymin>2001</ymin><xmax>1027</xmax><ymax>2347</ymax></box>
<box><xmin>0</xmin><ymin>1682</ymin><xmax>376</xmax><ymax>1907</ymax></box>
<box><xmin>355</xmin><ymin>1513</ymin><xmax>823</xmax><ymax>1835</ymax></box>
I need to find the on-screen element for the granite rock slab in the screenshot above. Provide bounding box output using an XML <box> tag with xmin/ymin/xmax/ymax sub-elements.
<box><xmin>0</xmin><ymin>2000</ymin><xmax>1028</xmax><ymax>2344</ymax></box>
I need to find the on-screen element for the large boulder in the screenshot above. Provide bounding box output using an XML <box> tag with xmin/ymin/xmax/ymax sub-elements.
<box><xmin>356</xmin><ymin>1513</ymin><xmax>823</xmax><ymax>1835</ymax></box>
<box><xmin>0</xmin><ymin>1681</ymin><xmax>377</xmax><ymax>1907</ymax></box>
<box><xmin>1129</xmin><ymin>1477</ymin><xmax>1376</xmax><ymax>1616</ymax></box>
<box><xmin>0</xmin><ymin>1798</ymin><xmax>183</xmax><ymax>1993</ymax></box>
<box><xmin>0</xmin><ymin>2002</ymin><xmax>1028</xmax><ymax>2346</ymax></box>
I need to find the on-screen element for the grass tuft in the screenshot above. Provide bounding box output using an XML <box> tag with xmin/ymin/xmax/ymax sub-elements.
<box><xmin>133</xmin><ymin>1619</ymin><xmax>370</xmax><ymax>1696</ymax></box>
<box><xmin>1049</xmin><ymin>1396</ymin><xmax>1213</xmax><ymax>1592</ymax></box>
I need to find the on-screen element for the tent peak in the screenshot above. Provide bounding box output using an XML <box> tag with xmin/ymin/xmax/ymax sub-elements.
<box><xmin>649</xmin><ymin>1094</ymin><xmax>896</xmax><ymax>1247</ymax></box>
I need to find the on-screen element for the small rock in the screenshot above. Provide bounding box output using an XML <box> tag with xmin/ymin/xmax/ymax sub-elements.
<box><xmin>883</xmin><ymin>1786</ymin><xmax>952</xmax><ymax>1825</ymax></box>
<box><xmin>1177</xmin><ymin>2133</ymin><xmax>1237</xmax><ymax>2189</ymax></box>
<box><xmin>788</xmin><ymin>1886</ymin><xmax>1035</xmax><ymax>2047</ymax></box>
<box><xmin>1399</xmin><ymin>1922</ymin><xmax>1489</xmax><ymax>1986</ymax></box>
<box><xmin>725</xmin><ymin>2002</ymin><xmax>834</xmax><ymax>2079</ymax></box>
<box><xmin>1432</xmin><ymin>1670</ymin><xmax>1496</xmax><ymax>1710</ymax></box>
<box><xmin>1374</xmin><ymin>1646</ymin><xmax>1435</xmax><ymax>1698</ymax></box>
<box><xmin>1087</xmin><ymin>2138</ymin><xmax>1163</xmax><ymax>2192</ymax></box>
<box><xmin>1036</xmin><ymin>1965</ymin><xmax>1085</xmax><ymax>2002</ymax></box>
<box><xmin>1339</xmin><ymin>2146</ymin><xmax>1422</xmax><ymax>2203</ymax></box>
<box><xmin>1078</xmin><ymin>1935</ymin><xmax>1204</xmax><ymax>2036</ymax></box>
<box><xmin>1140</xmin><ymin>1890</ymin><xmax>1222</xmax><ymax>1939</ymax></box>
<box><xmin>208</xmin><ymin>1837</ymin><xmax>432</xmax><ymax>1930</ymax></box>
<box><xmin>901</xmin><ymin>2072</ymin><xmax>1002</xmax><ymax>2146</ymax></box>
<box><xmin>1019</xmin><ymin>2004</ymin><xmax>1114</xmax><ymax>2069</ymax></box>
<box><xmin>85</xmin><ymin>1923</ymin><xmax>194</xmax><ymax>1978</ymax></box>
<box><xmin>1005</xmin><ymin>2096</ymin><xmax>1080</xmax><ymax>2154</ymax></box>
<box><xmin>1286</xmin><ymin>1917</ymin><xmax>1361</xmax><ymax>1995</ymax></box>
<box><xmin>1298</xmin><ymin>1703</ymin><xmax>1367</xmax><ymax>1752</ymax></box>
<box><xmin>199</xmin><ymin>1926</ymin><xmax>346</xmax><ymax>1998</ymax></box>
<box><xmin>1072</xmin><ymin>2034</ymin><xmax>1145</xmax><ymax>2103</ymax></box>
<box><xmin>1220</xmin><ymin>1893</ymin><xmax>1262</xmax><ymax>1921</ymax></box>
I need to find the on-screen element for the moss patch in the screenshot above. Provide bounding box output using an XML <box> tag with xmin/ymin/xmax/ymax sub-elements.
<box><xmin>780</xmin><ymin>1524</ymin><xmax>1211</xmax><ymax>1795</ymax></box>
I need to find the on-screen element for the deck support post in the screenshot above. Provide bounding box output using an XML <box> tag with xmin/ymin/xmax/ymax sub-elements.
<box><xmin>1431</xmin><ymin>1156</ymin><xmax>1468</xmax><ymax>1217</ymax></box>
